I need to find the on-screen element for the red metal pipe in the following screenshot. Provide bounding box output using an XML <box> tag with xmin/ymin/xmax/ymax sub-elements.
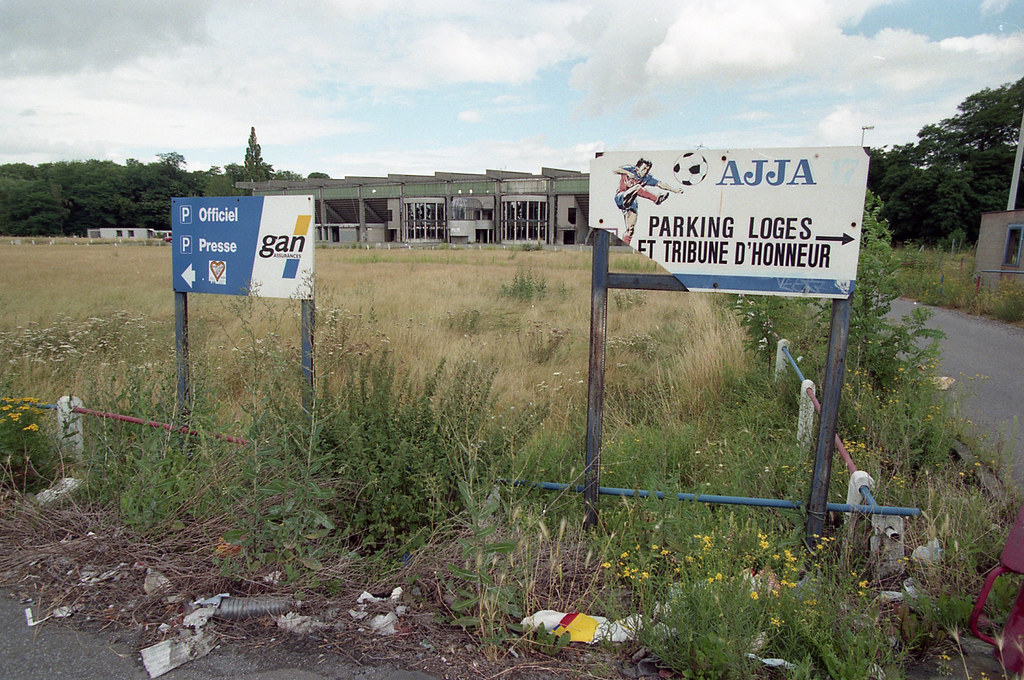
<box><xmin>71</xmin><ymin>406</ymin><xmax>249</xmax><ymax>445</ymax></box>
<box><xmin>806</xmin><ymin>386</ymin><xmax>857</xmax><ymax>475</ymax></box>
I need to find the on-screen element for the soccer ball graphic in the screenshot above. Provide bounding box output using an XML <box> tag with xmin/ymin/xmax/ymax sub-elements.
<box><xmin>673</xmin><ymin>152</ymin><xmax>708</xmax><ymax>187</ymax></box>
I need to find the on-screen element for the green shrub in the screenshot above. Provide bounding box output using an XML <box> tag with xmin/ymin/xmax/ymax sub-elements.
<box><xmin>992</xmin><ymin>278</ymin><xmax>1024</xmax><ymax>323</ymax></box>
<box><xmin>237</xmin><ymin>354</ymin><xmax>546</xmax><ymax>558</ymax></box>
<box><xmin>499</xmin><ymin>270</ymin><xmax>547</xmax><ymax>302</ymax></box>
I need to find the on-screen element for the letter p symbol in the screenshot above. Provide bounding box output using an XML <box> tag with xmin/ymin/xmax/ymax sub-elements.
<box><xmin>180</xmin><ymin>205</ymin><xmax>192</xmax><ymax>224</ymax></box>
<box><xmin>180</xmin><ymin>235</ymin><xmax>192</xmax><ymax>254</ymax></box>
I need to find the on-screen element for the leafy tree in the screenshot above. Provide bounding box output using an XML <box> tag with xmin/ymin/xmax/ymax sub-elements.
<box><xmin>243</xmin><ymin>127</ymin><xmax>272</xmax><ymax>182</ymax></box>
<box><xmin>307</xmin><ymin>171</ymin><xmax>331</xmax><ymax>179</ymax></box>
<box><xmin>273</xmin><ymin>169</ymin><xmax>304</xmax><ymax>181</ymax></box>
<box><xmin>0</xmin><ymin>176</ymin><xmax>68</xmax><ymax>236</ymax></box>
<box><xmin>869</xmin><ymin>77</ymin><xmax>1024</xmax><ymax>245</ymax></box>
<box><xmin>202</xmin><ymin>166</ymin><xmax>245</xmax><ymax>197</ymax></box>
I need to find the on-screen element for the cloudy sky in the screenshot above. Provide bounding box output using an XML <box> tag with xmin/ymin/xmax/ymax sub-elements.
<box><xmin>1</xmin><ymin>0</ymin><xmax>1022</xmax><ymax>178</ymax></box>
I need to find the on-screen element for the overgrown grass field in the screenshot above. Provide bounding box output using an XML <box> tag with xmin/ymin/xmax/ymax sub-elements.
<box><xmin>1</xmin><ymin>226</ymin><xmax>1021</xmax><ymax>679</ymax></box>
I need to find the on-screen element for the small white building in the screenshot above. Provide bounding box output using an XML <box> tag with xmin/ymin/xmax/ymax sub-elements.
<box><xmin>86</xmin><ymin>227</ymin><xmax>161</xmax><ymax>240</ymax></box>
<box><xmin>975</xmin><ymin>209</ymin><xmax>1024</xmax><ymax>289</ymax></box>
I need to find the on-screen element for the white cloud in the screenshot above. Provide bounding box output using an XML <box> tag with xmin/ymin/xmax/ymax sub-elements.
<box><xmin>1</xmin><ymin>0</ymin><xmax>1022</xmax><ymax>172</ymax></box>
<box><xmin>981</xmin><ymin>0</ymin><xmax>1012</xmax><ymax>14</ymax></box>
<box><xmin>0</xmin><ymin>0</ymin><xmax>212</xmax><ymax>75</ymax></box>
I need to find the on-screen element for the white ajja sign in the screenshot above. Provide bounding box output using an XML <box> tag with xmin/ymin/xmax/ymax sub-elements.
<box><xmin>589</xmin><ymin>147</ymin><xmax>870</xmax><ymax>298</ymax></box>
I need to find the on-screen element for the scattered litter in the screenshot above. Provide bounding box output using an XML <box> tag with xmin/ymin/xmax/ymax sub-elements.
<box><xmin>911</xmin><ymin>538</ymin><xmax>944</xmax><ymax>563</ymax></box>
<box><xmin>349</xmin><ymin>587</ymin><xmax>405</xmax><ymax>635</ymax></box>
<box><xmin>521</xmin><ymin>610</ymin><xmax>642</xmax><ymax>644</ymax></box>
<box><xmin>356</xmin><ymin>587</ymin><xmax>403</xmax><ymax>604</ymax></box>
<box><xmin>369</xmin><ymin>612</ymin><xmax>400</xmax><ymax>635</ymax></box>
<box><xmin>277</xmin><ymin>611</ymin><xmax>318</xmax><ymax>635</ymax></box>
<box><xmin>80</xmin><ymin>563</ymin><xmax>128</xmax><ymax>585</ymax></box>
<box><xmin>213</xmin><ymin>536</ymin><xmax>243</xmax><ymax>557</ymax></box>
<box><xmin>35</xmin><ymin>477</ymin><xmax>83</xmax><ymax>504</ymax></box>
<box><xmin>746</xmin><ymin>654</ymin><xmax>797</xmax><ymax>670</ymax></box>
<box><xmin>742</xmin><ymin>568</ymin><xmax>780</xmax><ymax>594</ymax></box>
<box><xmin>878</xmin><ymin>590</ymin><xmax>904</xmax><ymax>603</ymax></box>
<box><xmin>143</xmin><ymin>569</ymin><xmax>171</xmax><ymax>596</ymax></box>
<box><xmin>902</xmin><ymin>578</ymin><xmax>922</xmax><ymax>602</ymax></box>
<box><xmin>140</xmin><ymin>630</ymin><xmax>217</xmax><ymax>678</ymax></box>
<box><xmin>24</xmin><ymin>607</ymin><xmax>46</xmax><ymax>627</ymax></box>
<box><xmin>183</xmin><ymin>606</ymin><xmax>216</xmax><ymax>630</ymax></box>
<box><xmin>24</xmin><ymin>602</ymin><xmax>78</xmax><ymax>626</ymax></box>
<box><xmin>933</xmin><ymin>376</ymin><xmax>955</xmax><ymax>390</ymax></box>
<box><xmin>262</xmin><ymin>570</ymin><xmax>284</xmax><ymax>585</ymax></box>
<box><xmin>193</xmin><ymin>593</ymin><xmax>230</xmax><ymax>608</ymax></box>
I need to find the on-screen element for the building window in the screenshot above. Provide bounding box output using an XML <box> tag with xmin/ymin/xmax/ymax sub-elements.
<box><xmin>568</xmin><ymin>207</ymin><xmax>577</xmax><ymax>225</ymax></box>
<box><xmin>405</xmin><ymin>200</ymin><xmax>447</xmax><ymax>240</ymax></box>
<box><xmin>116</xmin><ymin>230</ymin><xmax>123</xmax><ymax>237</ymax></box>
<box><xmin>501</xmin><ymin>198</ymin><xmax>548</xmax><ymax>242</ymax></box>
<box><xmin>1005</xmin><ymin>225</ymin><xmax>1023</xmax><ymax>267</ymax></box>
<box><xmin>128</xmin><ymin>230</ymin><xmax>135</xmax><ymax>237</ymax></box>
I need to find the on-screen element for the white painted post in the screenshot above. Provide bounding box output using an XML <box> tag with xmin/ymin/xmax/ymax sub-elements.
<box><xmin>56</xmin><ymin>396</ymin><xmax>84</xmax><ymax>459</ymax></box>
<box><xmin>774</xmin><ymin>339</ymin><xmax>790</xmax><ymax>382</ymax></box>
<box><xmin>798</xmin><ymin>379</ymin><xmax>816</xmax><ymax>448</ymax></box>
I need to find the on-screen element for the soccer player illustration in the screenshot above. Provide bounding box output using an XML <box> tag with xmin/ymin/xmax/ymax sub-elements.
<box><xmin>613</xmin><ymin>158</ymin><xmax>683</xmax><ymax>246</ymax></box>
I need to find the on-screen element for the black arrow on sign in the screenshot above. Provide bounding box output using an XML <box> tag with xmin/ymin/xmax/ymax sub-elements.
<box><xmin>815</xmin><ymin>233</ymin><xmax>855</xmax><ymax>245</ymax></box>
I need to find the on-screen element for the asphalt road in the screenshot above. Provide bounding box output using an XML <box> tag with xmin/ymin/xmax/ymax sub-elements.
<box><xmin>0</xmin><ymin>592</ymin><xmax>440</xmax><ymax>680</ymax></box>
<box><xmin>889</xmin><ymin>298</ymin><xmax>1024</xmax><ymax>488</ymax></box>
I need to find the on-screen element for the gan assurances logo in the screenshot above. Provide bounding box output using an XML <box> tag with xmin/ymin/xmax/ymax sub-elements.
<box><xmin>258</xmin><ymin>214</ymin><xmax>311</xmax><ymax>279</ymax></box>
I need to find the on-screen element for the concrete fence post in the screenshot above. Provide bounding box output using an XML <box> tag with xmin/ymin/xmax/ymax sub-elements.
<box><xmin>56</xmin><ymin>396</ymin><xmax>84</xmax><ymax>459</ymax></box>
<box><xmin>798</xmin><ymin>379</ymin><xmax>816</xmax><ymax>448</ymax></box>
<box><xmin>774</xmin><ymin>339</ymin><xmax>790</xmax><ymax>382</ymax></box>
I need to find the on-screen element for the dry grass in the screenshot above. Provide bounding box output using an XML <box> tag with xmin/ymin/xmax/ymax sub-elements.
<box><xmin>1</xmin><ymin>240</ymin><xmax>745</xmax><ymax>430</ymax></box>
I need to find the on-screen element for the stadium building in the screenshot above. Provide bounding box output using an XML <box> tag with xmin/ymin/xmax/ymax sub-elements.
<box><xmin>236</xmin><ymin>168</ymin><xmax>591</xmax><ymax>246</ymax></box>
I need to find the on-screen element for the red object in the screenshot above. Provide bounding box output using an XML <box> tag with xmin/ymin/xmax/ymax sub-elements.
<box><xmin>71</xmin><ymin>406</ymin><xmax>249</xmax><ymax>445</ymax></box>
<box><xmin>970</xmin><ymin>501</ymin><xmax>1024</xmax><ymax>673</ymax></box>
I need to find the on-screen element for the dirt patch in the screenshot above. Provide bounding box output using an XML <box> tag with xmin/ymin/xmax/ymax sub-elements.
<box><xmin>0</xmin><ymin>499</ymin><xmax>617</xmax><ymax>679</ymax></box>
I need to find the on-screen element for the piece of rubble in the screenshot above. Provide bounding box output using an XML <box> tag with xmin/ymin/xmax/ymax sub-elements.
<box><xmin>277</xmin><ymin>612</ymin><xmax>318</xmax><ymax>635</ymax></box>
<box><xmin>140</xmin><ymin>630</ymin><xmax>217</xmax><ymax>678</ymax></box>
<box><xmin>35</xmin><ymin>477</ymin><xmax>83</xmax><ymax>504</ymax></box>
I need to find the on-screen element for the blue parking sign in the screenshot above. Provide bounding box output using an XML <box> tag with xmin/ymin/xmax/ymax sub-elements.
<box><xmin>171</xmin><ymin>196</ymin><xmax>314</xmax><ymax>299</ymax></box>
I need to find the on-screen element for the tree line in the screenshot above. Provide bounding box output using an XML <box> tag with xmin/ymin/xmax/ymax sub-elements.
<box><xmin>0</xmin><ymin>128</ymin><xmax>323</xmax><ymax>236</ymax></box>
<box><xmin>2</xmin><ymin>83</ymin><xmax>1023</xmax><ymax>242</ymax></box>
<box><xmin>868</xmin><ymin>76</ymin><xmax>1023</xmax><ymax>246</ymax></box>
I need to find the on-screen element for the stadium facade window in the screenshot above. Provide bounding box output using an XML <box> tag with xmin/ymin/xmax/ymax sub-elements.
<box><xmin>405</xmin><ymin>200</ymin><xmax>447</xmax><ymax>241</ymax></box>
<box><xmin>501</xmin><ymin>198</ymin><xmax>547</xmax><ymax>242</ymax></box>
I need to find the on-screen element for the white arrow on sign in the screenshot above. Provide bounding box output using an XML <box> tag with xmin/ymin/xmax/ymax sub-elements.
<box><xmin>180</xmin><ymin>264</ymin><xmax>195</xmax><ymax>288</ymax></box>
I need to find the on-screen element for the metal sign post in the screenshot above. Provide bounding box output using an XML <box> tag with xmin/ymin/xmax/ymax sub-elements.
<box><xmin>805</xmin><ymin>296</ymin><xmax>852</xmax><ymax>546</ymax></box>
<box><xmin>584</xmin><ymin>228</ymin><xmax>609</xmax><ymax>529</ymax></box>
<box><xmin>301</xmin><ymin>298</ymin><xmax>315</xmax><ymax>412</ymax></box>
<box><xmin>175</xmin><ymin>290</ymin><xmax>190</xmax><ymax>416</ymax></box>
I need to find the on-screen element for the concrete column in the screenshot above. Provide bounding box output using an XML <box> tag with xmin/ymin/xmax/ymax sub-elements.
<box><xmin>798</xmin><ymin>379</ymin><xmax>816</xmax><ymax>448</ymax></box>
<box><xmin>774</xmin><ymin>339</ymin><xmax>791</xmax><ymax>382</ymax></box>
<box><xmin>56</xmin><ymin>396</ymin><xmax>84</xmax><ymax>459</ymax></box>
